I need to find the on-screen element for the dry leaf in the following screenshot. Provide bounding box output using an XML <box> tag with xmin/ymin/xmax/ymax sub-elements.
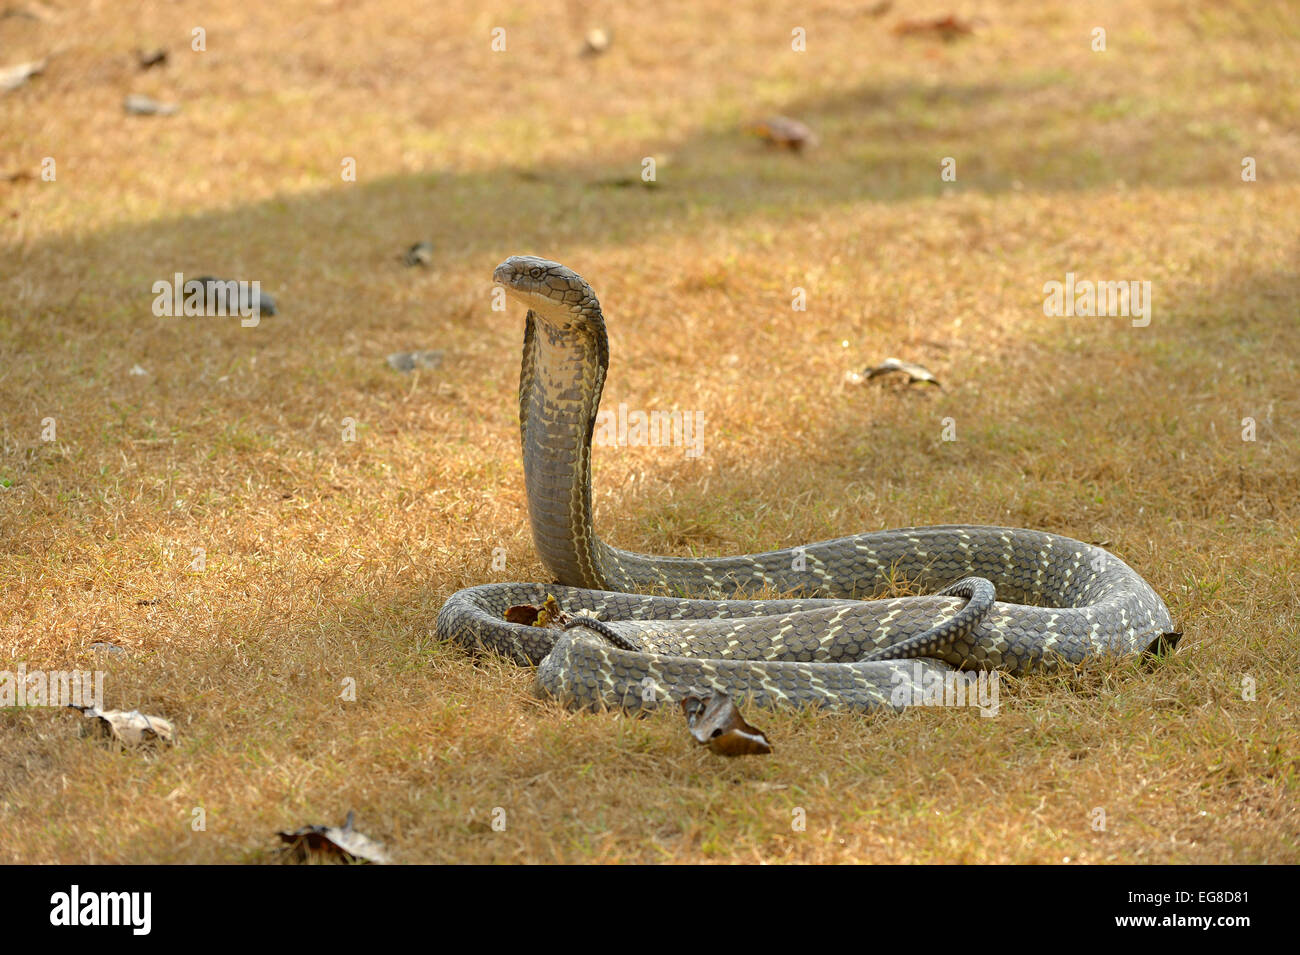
<box><xmin>504</xmin><ymin>593</ymin><xmax>568</xmax><ymax>628</ymax></box>
<box><xmin>2</xmin><ymin>2</ymin><xmax>57</xmax><ymax>22</ymax></box>
<box><xmin>68</xmin><ymin>705</ymin><xmax>174</xmax><ymax>747</ymax></box>
<box><xmin>0</xmin><ymin>58</ymin><xmax>45</xmax><ymax>93</ymax></box>
<box><xmin>893</xmin><ymin>14</ymin><xmax>980</xmax><ymax>41</ymax></box>
<box><xmin>507</xmin><ymin>596</ymin><xmax>639</xmax><ymax>649</ymax></box>
<box><xmin>859</xmin><ymin>357</ymin><xmax>941</xmax><ymax>387</ymax></box>
<box><xmin>749</xmin><ymin>116</ymin><xmax>819</xmax><ymax>151</ymax></box>
<box><xmin>504</xmin><ymin>603</ymin><xmax>541</xmax><ymax>625</ymax></box>
<box><xmin>681</xmin><ymin>694</ymin><xmax>772</xmax><ymax>756</ymax></box>
<box><xmin>276</xmin><ymin>810</ymin><xmax>390</xmax><ymax>864</ymax></box>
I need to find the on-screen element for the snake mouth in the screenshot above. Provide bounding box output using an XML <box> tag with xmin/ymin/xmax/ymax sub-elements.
<box><xmin>492</xmin><ymin>260</ymin><xmax>526</xmax><ymax>302</ymax></box>
<box><xmin>491</xmin><ymin>260</ymin><xmax>521</xmax><ymax>289</ymax></box>
<box><xmin>494</xmin><ymin>256</ymin><xmax>555</xmax><ymax>317</ymax></box>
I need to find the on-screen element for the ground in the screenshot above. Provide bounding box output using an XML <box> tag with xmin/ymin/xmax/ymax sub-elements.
<box><xmin>0</xmin><ymin>0</ymin><xmax>1297</xmax><ymax>863</ymax></box>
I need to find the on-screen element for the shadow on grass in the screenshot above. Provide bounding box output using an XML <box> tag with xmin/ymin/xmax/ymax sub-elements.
<box><xmin>3</xmin><ymin>72</ymin><xmax>1252</xmax><ymax>309</ymax></box>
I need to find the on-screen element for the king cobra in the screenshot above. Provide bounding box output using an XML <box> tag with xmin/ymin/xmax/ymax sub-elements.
<box><xmin>436</xmin><ymin>256</ymin><xmax>1176</xmax><ymax>711</ymax></box>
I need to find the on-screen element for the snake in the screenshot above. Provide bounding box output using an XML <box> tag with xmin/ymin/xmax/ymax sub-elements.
<box><xmin>435</xmin><ymin>255</ymin><xmax>1177</xmax><ymax>712</ymax></box>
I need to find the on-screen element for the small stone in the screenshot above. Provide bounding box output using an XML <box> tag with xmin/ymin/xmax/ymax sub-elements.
<box><xmin>581</xmin><ymin>28</ymin><xmax>611</xmax><ymax>56</ymax></box>
<box><xmin>403</xmin><ymin>241</ymin><xmax>434</xmax><ymax>267</ymax></box>
<box><xmin>124</xmin><ymin>93</ymin><xmax>179</xmax><ymax>116</ymax></box>
<box><xmin>387</xmin><ymin>350</ymin><xmax>444</xmax><ymax>373</ymax></box>
<box><xmin>136</xmin><ymin>48</ymin><xmax>167</xmax><ymax>70</ymax></box>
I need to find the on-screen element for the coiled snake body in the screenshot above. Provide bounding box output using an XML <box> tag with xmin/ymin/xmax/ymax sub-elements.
<box><xmin>436</xmin><ymin>256</ymin><xmax>1176</xmax><ymax>711</ymax></box>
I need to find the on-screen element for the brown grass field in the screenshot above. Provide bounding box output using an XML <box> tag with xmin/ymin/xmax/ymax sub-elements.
<box><xmin>1</xmin><ymin>0</ymin><xmax>1297</xmax><ymax>863</ymax></box>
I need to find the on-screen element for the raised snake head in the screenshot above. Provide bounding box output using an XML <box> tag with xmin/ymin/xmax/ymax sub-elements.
<box><xmin>493</xmin><ymin>255</ymin><xmax>603</xmax><ymax>328</ymax></box>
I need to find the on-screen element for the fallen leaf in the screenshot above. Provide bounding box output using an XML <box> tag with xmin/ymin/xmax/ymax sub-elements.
<box><xmin>504</xmin><ymin>604</ymin><xmax>540</xmax><ymax>625</ymax></box>
<box><xmin>858</xmin><ymin>357</ymin><xmax>941</xmax><ymax>387</ymax></box>
<box><xmin>893</xmin><ymin>14</ymin><xmax>981</xmax><ymax>41</ymax></box>
<box><xmin>504</xmin><ymin>593</ymin><xmax>567</xmax><ymax>628</ymax></box>
<box><xmin>749</xmin><ymin>115</ymin><xmax>819</xmax><ymax>151</ymax></box>
<box><xmin>276</xmin><ymin>810</ymin><xmax>390</xmax><ymax>864</ymax></box>
<box><xmin>2</xmin><ymin>2</ymin><xmax>57</xmax><ymax>22</ymax></box>
<box><xmin>681</xmin><ymin>694</ymin><xmax>772</xmax><ymax>756</ymax></box>
<box><xmin>0</xmin><ymin>58</ymin><xmax>45</xmax><ymax>92</ymax></box>
<box><xmin>68</xmin><ymin>705</ymin><xmax>174</xmax><ymax>747</ymax></box>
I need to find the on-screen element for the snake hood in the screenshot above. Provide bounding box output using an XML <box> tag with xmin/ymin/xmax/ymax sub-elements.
<box><xmin>495</xmin><ymin>255</ymin><xmax>611</xmax><ymax>588</ymax></box>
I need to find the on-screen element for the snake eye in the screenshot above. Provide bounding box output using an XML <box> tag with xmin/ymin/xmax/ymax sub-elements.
<box><xmin>529</xmin><ymin>267</ymin><xmax>544</xmax><ymax>280</ymax></box>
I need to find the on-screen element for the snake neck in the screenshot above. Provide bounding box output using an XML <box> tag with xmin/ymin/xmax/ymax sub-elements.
<box><xmin>520</xmin><ymin>309</ymin><xmax>612</xmax><ymax>590</ymax></box>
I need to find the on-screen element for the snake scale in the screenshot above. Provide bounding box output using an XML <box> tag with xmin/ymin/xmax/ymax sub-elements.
<box><xmin>435</xmin><ymin>256</ymin><xmax>1177</xmax><ymax>712</ymax></box>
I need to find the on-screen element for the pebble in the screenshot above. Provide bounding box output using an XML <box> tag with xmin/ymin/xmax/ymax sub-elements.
<box><xmin>404</xmin><ymin>241</ymin><xmax>434</xmax><ymax>267</ymax></box>
<box><xmin>386</xmin><ymin>350</ymin><xmax>444</xmax><ymax>372</ymax></box>
<box><xmin>124</xmin><ymin>93</ymin><xmax>179</xmax><ymax>116</ymax></box>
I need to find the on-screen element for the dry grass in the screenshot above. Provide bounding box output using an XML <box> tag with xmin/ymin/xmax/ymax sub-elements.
<box><xmin>1</xmin><ymin>0</ymin><xmax>1298</xmax><ymax>863</ymax></box>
